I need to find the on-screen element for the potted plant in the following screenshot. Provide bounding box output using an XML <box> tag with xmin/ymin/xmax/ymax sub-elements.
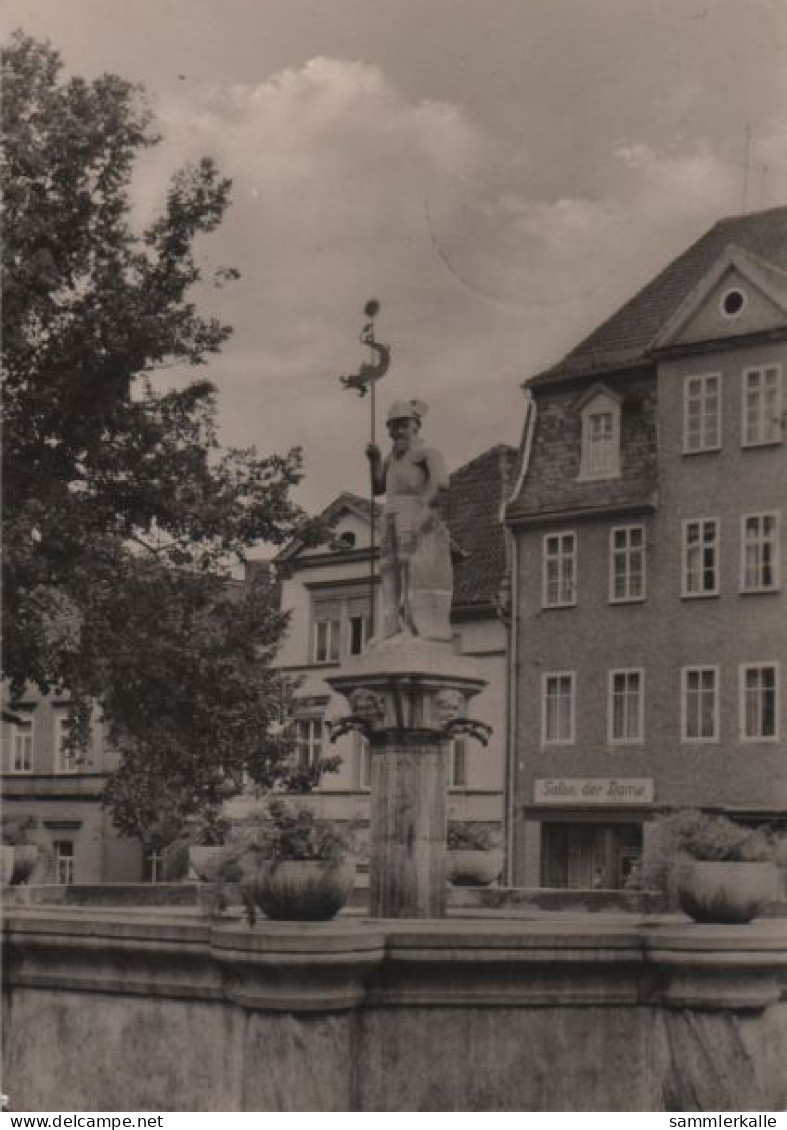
<box><xmin>446</xmin><ymin>821</ymin><xmax>505</xmax><ymax>887</ymax></box>
<box><xmin>224</xmin><ymin>799</ymin><xmax>357</xmax><ymax>922</ymax></box>
<box><xmin>637</xmin><ymin>809</ymin><xmax>781</xmax><ymax>924</ymax></box>
<box><xmin>175</xmin><ymin>810</ymin><xmax>231</xmax><ymax>882</ymax></box>
<box><xmin>2</xmin><ymin>815</ymin><xmax>44</xmax><ymax>885</ymax></box>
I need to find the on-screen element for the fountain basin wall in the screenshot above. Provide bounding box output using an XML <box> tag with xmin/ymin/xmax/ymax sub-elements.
<box><xmin>3</xmin><ymin>910</ymin><xmax>786</xmax><ymax>1112</ymax></box>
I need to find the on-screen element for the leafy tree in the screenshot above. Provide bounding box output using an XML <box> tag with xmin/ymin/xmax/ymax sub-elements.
<box><xmin>1</xmin><ymin>33</ymin><xmax>330</xmax><ymax>845</ymax></box>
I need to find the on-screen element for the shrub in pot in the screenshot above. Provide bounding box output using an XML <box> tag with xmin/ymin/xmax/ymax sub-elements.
<box><xmin>163</xmin><ymin>810</ymin><xmax>231</xmax><ymax>882</ymax></box>
<box><xmin>636</xmin><ymin>810</ymin><xmax>781</xmax><ymax>924</ymax></box>
<box><xmin>446</xmin><ymin>821</ymin><xmax>505</xmax><ymax>887</ymax></box>
<box><xmin>223</xmin><ymin>799</ymin><xmax>357</xmax><ymax>922</ymax></box>
<box><xmin>2</xmin><ymin>815</ymin><xmax>45</xmax><ymax>885</ymax></box>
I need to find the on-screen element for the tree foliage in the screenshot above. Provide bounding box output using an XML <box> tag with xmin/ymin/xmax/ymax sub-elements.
<box><xmin>1</xmin><ymin>33</ymin><xmax>325</xmax><ymax>843</ymax></box>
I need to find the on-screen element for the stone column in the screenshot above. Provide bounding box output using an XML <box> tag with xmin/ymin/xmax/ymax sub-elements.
<box><xmin>327</xmin><ymin>640</ymin><xmax>489</xmax><ymax>919</ymax></box>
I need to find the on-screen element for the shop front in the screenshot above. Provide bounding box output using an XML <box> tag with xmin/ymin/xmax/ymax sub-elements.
<box><xmin>519</xmin><ymin>777</ymin><xmax>654</xmax><ymax>890</ymax></box>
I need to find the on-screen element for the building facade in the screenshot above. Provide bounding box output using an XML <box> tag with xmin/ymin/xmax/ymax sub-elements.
<box><xmin>228</xmin><ymin>447</ymin><xmax>516</xmax><ymax>850</ymax></box>
<box><xmin>1</xmin><ymin>696</ymin><xmax>142</xmax><ymax>884</ymax></box>
<box><xmin>506</xmin><ymin>208</ymin><xmax>787</xmax><ymax>888</ymax></box>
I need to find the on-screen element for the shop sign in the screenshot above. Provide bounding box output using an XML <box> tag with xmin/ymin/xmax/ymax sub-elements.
<box><xmin>534</xmin><ymin>778</ymin><xmax>654</xmax><ymax>805</ymax></box>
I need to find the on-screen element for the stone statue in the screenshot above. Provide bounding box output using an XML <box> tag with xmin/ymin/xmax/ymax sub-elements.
<box><xmin>366</xmin><ymin>399</ymin><xmax>453</xmax><ymax>643</ymax></box>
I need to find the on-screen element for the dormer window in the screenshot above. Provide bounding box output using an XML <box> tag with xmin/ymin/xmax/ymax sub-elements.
<box><xmin>577</xmin><ymin>386</ymin><xmax>621</xmax><ymax>481</ymax></box>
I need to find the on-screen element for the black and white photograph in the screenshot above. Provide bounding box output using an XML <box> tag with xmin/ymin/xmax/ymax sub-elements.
<box><xmin>2</xmin><ymin>0</ymin><xmax>786</xmax><ymax>1115</ymax></box>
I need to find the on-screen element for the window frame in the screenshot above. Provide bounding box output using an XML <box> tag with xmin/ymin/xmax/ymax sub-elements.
<box><xmin>448</xmin><ymin>737</ymin><xmax>468</xmax><ymax>790</ymax></box>
<box><xmin>680</xmin><ymin>665</ymin><xmax>720</xmax><ymax>744</ymax></box>
<box><xmin>739</xmin><ymin>662</ymin><xmax>780</xmax><ymax>743</ymax></box>
<box><xmin>607</xmin><ymin>668</ymin><xmax>645</xmax><ymax>745</ymax></box>
<box><xmin>579</xmin><ymin>397</ymin><xmax>621</xmax><ymax>481</ymax></box>
<box><xmin>542</xmin><ymin>532</ymin><xmax>577</xmax><ymax>609</ymax></box>
<box><xmin>53</xmin><ymin>712</ymin><xmax>80</xmax><ymax>775</ymax></box>
<box><xmin>7</xmin><ymin>711</ymin><xmax>35</xmax><ymax>774</ymax></box>
<box><xmin>541</xmin><ymin>671</ymin><xmax>576</xmax><ymax>747</ymax></box>
<box><xmin>742</xmin><ymin>364</ymin><xmax>783</xmax><ymax>448</ymax></box>
<box><xmin>295</xmin><ymin>716</ymin><xmax>325</xmax><ymax>770</ymax></box>
<box><xmin>311</xmin><ymin>588</ymin><xmax>375</xmax><ymax>664</ymax></box>
<box><xmin>683</xmin><ymin>372</ymin><xmax>721</xmax><ymax>454</ymax></box>
<box><xmin>740</xmin><ymin>512</ymin><xmax>781</xmax><ymax>593</ymax></box>
<box><xmin>682</xmin><ymin>518</ymin><xmax>720</xmax><ymax>598</ymax></box>
<box><xmin>54</xmin><ymin>840</ymin><xmax>75</xmax><ymax>886</ymax></box>
<box><xmin>609</xmin><ymin>524</ymin><xmax>646</xmax><ymax>604</ymax></box>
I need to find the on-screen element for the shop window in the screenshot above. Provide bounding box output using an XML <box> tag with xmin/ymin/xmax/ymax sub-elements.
<box><xmin>541</xmin><ymin>823</ymin><xmax>642</xmax><ymax>890</ymax></box>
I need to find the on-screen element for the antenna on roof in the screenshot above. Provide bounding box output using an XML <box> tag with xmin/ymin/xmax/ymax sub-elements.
<box><xmin>741</xmin><ymin>123</ymin><xmax>751</xmax><ymax>215</ymax></box>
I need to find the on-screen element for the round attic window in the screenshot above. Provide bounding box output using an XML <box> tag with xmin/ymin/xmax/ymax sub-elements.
<box><xmin>334</xmin><ymin>531</ymin><xmax>356</xmax><ymax>550</ymax></box>
<box><xmin>720</xmin><ymin>288</ymin><xmax>746</xmax><ymax>318</ymax></box>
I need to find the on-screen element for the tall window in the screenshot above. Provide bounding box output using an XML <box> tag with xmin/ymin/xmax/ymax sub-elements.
<box><xmin>542</xmin><ymin>673</ymin><xmax>575</xmax><ymax>745</ymax></box>
<box><xmin>449</xmin><ymin>738</ymin><xmax>468</xmax><ymax>789</ymax></box>
<box><xmin>743</xmin><ymin>365</ymin><xmax>782</xmax><ymax>446</ymax></box>
<box><xmin>312</xmin><ymin>591</ymin><xmax>373</xmax><ymax>663</ymax></box>
<box><xmin>684</xmin><ymin>373</ymin><xmax>721</xmax><ymax>453</ymax></box>
<box><xmin>741</xmin><ymin>513</ymin><xmax>780</xmax><ymax>592</ymax></box>
<box><xmin>9</xmin><ymin>712</ymin><xmax>34</xmax><ymax>773</ymax></box>
<box><xmin>54</xmin><ymin>713</ymin><xmax>80</xmax><ymax>774</ymax></box>
<box><xmin>312</xmin><ymin>599</ymin><xmax>341</xmax><ymax>664</ymax></box>
<box><xmin>682</xmin><ymin>667</ymin><xmax>719</xmax><ymax>742</ymax></box>
<box><xmin>54</xmin><ymin>840</ymin><xmax>74</xmax><ymax>886</ymax></box>
<box><xmin>740</xmin><ymin>664</ymin><xmax>779</xmax><ymax>741</ymax></box>
<box><xmin>357</xmin><ymin>733</ymin><xmax>371</xmax><ymax>791</ymax></box>
<box><xmin>579</xmin><ymin>389</ymin><xmax>621</xmax><ymax>480</ymax></box>
<box><xmin>610</xmin><ymin>525</ymin><xmax>645</xmax><ymax>602</ymax></box>
<box><xmin>543</xmin><ymin>533</ymin><xmax>576</xmax><ymax>608</ymax></box>
<box><xmin>608</xmin><ymin>669</ymin><xmax>644</xmax><ymax>744</ymax></box>
<box><xmin>683</xmin><ymin>519</ymin><xmax>719</xmax><ymax>596</ymax></box>
<box><xmin>296</xmin><ymin>717</ymin><xmax>324</xmax><ymax>769</ymax></box>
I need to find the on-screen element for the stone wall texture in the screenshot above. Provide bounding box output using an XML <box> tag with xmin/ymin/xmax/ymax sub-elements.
<box><xmin>3</xmin><ymin>910</ymin><xmax>786</xmax><ymax>1112</ymax></box>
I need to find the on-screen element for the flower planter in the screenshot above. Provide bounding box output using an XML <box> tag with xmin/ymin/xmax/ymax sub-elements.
<box><xmin>447</xmin><ymin>848</ymin><xmax>505</xmax><ymax>887</ymax></box>
<box><xmin>188</xmin><ymin>845</ymin><xmax>223</xmax><ymax>882</ymax></box>
<box><xmin>0</xmin><ymin>846</ymin><xmax>15</xmax><ymax>887</ymax></box>
<box><xmin>677</xmin><ymin>860</ymin><xmax>780</xmax><ymax>924</ymax></box>
<box><xmin>10</xmin><ymin>845</ymin><xmax>39</xmax><ymax>885</ymax></box>
<box><xmin>247</xmin><ymin>859</ymin><xmax>356</xmax><ymax>921</ymax></box>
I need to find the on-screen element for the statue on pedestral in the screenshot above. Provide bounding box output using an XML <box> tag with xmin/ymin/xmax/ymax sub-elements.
<box><xmin>366</xmin><ymin>399</ymin><xmax>453</xmax><ymax>643</ymax></box>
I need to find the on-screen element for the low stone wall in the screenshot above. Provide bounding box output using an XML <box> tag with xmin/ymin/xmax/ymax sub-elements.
<box><xmin>3</xmin><ymin>909</ymin><xmax>786</xmax><ymax>1112</ymax></box>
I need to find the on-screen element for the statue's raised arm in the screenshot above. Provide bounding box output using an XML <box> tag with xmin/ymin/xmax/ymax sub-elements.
<box><xmin>365</xmin><ymin>399</ymin><xmax>453</xmax><ymax>644</ymax></box>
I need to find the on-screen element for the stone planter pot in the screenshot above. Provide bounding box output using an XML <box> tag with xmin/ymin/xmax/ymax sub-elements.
<box><xmin>247</xmin><ymin>859</ymin><xmax>356</xmax><ymax>921</ymax></box>
<box><xmin>188</xmin><ymin>845</ymin><xmax>223</xmax><ymax>882</ymax></box>
<box><xmin>447</xmin><ymin>849</ymin><xmax>505</xmax><ymax>887</ymax></box>
<box><xmin>677</xmin><ymin>860</ymin><xmax>780</xmax><ymax>924</ymax></box>
<box><xmin>0</xmin><ymin>846</ymin><xmax>15</xmax><ymax>887</ymax></box>
<box><xmin>10</xmin><ymin>845</ymin><xmax>39</xmax><ymax>885</ymax></box>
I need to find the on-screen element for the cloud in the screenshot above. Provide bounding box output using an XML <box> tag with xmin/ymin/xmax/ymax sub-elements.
<box><xmin>128</xmin><ymin>57</ymin><xmax>787</xmax><ymax>517</ymax></box>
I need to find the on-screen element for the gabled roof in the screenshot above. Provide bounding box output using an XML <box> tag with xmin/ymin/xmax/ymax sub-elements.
<box><xmin>446</xmin><ymin>445</ymin><xmax>517</xmax><ymax>610</ymax></box>
<box><xmin>529</xmin><ymin>206</ymin><xmax>787</xmax><ymax>387</ymax></box>
<box><xmin>275</xmin><ymin>491</ymin><xmax>382</xmax><ymax>563</ymax></box>
<box><xmin>650</xmin><ymin>243</ymin><xmax>787</xmax><ymax>350</ymax></box>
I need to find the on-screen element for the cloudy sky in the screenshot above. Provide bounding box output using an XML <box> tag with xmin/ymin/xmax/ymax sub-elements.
<box><xmin>4</xmin><ymin>0</ymin><xmax>787</xmax><ymax>517</ymax></box>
